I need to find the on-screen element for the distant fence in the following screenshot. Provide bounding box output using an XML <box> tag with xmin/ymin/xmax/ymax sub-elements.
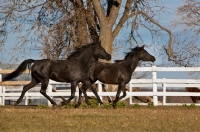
<box><xmin>1</xmin><ymin>66</ymin><xmax>200</xmax><ymax>107</ymax></box>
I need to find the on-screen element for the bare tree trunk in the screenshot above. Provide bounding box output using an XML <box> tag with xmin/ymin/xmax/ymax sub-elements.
<box><xmin>72</xmin><ymin>0</ymin><xmax>88</xmax><ymax>47</ymax></box>
<box><xmin>99</xmin><ymin>27</ymin><xmax>113</xmax><ymax>61</ymax></box>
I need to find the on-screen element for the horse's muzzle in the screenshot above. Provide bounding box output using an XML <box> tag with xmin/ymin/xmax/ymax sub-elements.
<box><xmin>151</xmin><ymin>56</ymin><xmax>156</xmax><ymax>62</ymax></box>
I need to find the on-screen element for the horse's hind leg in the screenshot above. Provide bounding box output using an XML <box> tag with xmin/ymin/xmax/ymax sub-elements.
<box><xmin>40</xmin><ymin>79</ymin><xmax>57</xmax><ymax>106</ymax></box>
<box><xmin>84</xmin><ymin>80</ymin><xmax>103</xmax><ymax>105</ymax></box>
<box><xmin>82</xmin><ymin>86</ymin><xmax>90</xmax><ymax>105</ymax></box>
<box><xmin>15</xmin><ymin>78</ymin><xmax>38</xmax><ymax>105</ymax></box>
<box><xmin>102</xmin><ymin>84</ymin><xmax>112</xmax><ymax>103</ymax></box>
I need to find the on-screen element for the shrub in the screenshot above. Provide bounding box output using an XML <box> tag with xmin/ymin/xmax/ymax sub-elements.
<box><xmin>132</xmin><ymin>104</ymin><xmax>140</xmax><ymax>108</ymax></box>
<box><xmin>103</xmin><ymin>103</ymin><xmax>113</xmax><ymax>109</ymax></box>
<box><xmin>182</xmin><ymin>103</ymin><xmax>197</xmax><ymax>109</ymax></box>
<box><xmin>148</xmin><ymin>102</ymin><xmax>154</xmax><ymax>108</ymax></box>
<box><xmin>88</xmin><ymin>99</ymin><xmax>99</xmax><ymax>108</ymax></box>
<box><xmin>37</xmin><ymin>104</ymin><xmax>48</xmax><ymax>109</ymax></box>
<box><xmin>116</xmin><ymin>101</ymin><xmax>126</xmax><ymax>108</ymax></box>
<box><xmin>63</xmin><ymin>103</ymin><xmax>75</xmax><ymax>108</ymax></box>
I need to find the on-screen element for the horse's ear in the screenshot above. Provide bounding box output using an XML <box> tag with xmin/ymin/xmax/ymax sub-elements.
<box><xmin>142</xmin><ymin>45</ymin><xmax>145</xmax><ymax>49</ymax></box>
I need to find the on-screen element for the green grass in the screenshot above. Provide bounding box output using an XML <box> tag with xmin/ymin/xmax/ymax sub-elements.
<box><xmin>182</xmin><ymin>103</ymin><xmax>197</xmax><ymax>109</ymax></box>
<box><xmin>131</xmin><ymin>103</ymin><xmax>141</xmax><ymax>108</ymax></box>
<box><xmin>0</xmin><ymin>105</ymin><xmax>200</xmax><ymax>132</ymax></box>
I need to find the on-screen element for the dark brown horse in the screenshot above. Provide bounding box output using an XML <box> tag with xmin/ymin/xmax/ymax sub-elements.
<box><xmin>185</xmin><ymin>87</ymin><xmax>200</xmax><ymax>103</ymax></box>
<box><xmin>2</xmin><ymin>41</ymin><xmax>111</xmax><ymax>106</ymax></box>
<box><xmin>76</xmin><ymin>45</ymin><xmax>156</xmax><ymax>108</ymax></box>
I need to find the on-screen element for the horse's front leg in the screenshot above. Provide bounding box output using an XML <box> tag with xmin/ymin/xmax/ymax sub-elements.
<box><xmin>82</xmin><ymin>85</ymin><xmax>90</xmax><ymax>105</ymax></box>
<box><xmin>118</xmin><ymin>87</ymin><xmax>127</xmax><ymax>101</ymax></box>
<box><xmin>113</xmin><ymin>82</ymin><xmax>126</xmax><ymax>108</ymax></box>
<box><xmin>60</xmin><ymin>81</ymin><xmax>78</xmax><ymax>106</ymax></box>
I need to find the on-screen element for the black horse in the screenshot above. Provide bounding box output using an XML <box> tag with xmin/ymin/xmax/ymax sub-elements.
<box><xmin>2</xmin><ymin>41</ymin><xmax>111</xmax><ymax>106</ymax></box>
<box><xmin>76</xmin><ymin>45</ymin><xmax>156</xmax><ymax>108</ymax></box>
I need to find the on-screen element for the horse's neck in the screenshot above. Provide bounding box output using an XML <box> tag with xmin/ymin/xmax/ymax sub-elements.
<box><xmin>124</xmin><ymin>57</ymin><xmax>140</xmax><ymax>72</ymax></box>
<box><xmin>77</xmin><ymin>48</ymin><xmax>94</xmax><ymax>66</ymax></box>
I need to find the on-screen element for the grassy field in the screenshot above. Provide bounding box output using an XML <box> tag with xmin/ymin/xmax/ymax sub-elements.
<box><xmin>0</xmin><ymin>105</ymin><xmax>200</xmax><ymax>132</ymax></box>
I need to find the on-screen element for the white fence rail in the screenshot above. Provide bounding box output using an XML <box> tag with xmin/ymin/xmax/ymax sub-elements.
<box><xmin>1</xmin><ymin>66</ymin><xmax>200</xmax><ymax>106</ymax></box>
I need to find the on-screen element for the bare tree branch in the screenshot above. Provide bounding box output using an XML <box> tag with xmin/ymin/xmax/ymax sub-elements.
<box><xmin>107</xmin><ymin>0</ymin><xmax>121</xmax><ymax>26</ymax></box>
<box><xmin>139</xmin><ymin>10</ymin><xmax>173</xmax><ymax>60</ymax></box>
<box><xmin>91</xmin><ymin>0</ymin><xmax>107</xmax><ymax>25</ymax></box>
<box><xmin>113</xmin><ymin>0</ymin><xmax>136</xmax><ymax>38</ymax></box>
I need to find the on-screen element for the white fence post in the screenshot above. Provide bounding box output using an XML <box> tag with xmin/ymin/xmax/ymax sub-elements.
<box><xmin>97</xmin><ymin>81</ymin><xmax>103</xmax><ymax>101</ymax></box>
<box><xmin>48</xmin><ymin>84</ymin><xmax>53</xmax><ymax>107</ymax></box>
<box><xmin>0</xmin><ymin>86</ymin><xmax>2</xmax><ymax>105</ymax></box>
<box><xmin>129</xmin><ymin>83</ymin><xmax>133</xmax><ymax>104</ymax></box>
<box><xmin>152</xmin><ymin>66</ymin><xmax>158</xmax><ymax>106</ymax></box>
<box><xmin>2</xmin><ymin>86</ymin><xmax>5</xmax><ymax>105</ymax></box>
<box><xmin>25</xmin><ymin>92</ymin><xmax>28</xmax><ymax>105</ymax></box>
<box><xmin>162</xmin><ymin>78</ymin><xmax>166</xmax><ymax>105</ymax></box>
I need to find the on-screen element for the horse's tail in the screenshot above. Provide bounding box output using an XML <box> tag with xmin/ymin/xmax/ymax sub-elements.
<box><xmin>2</xmin><ymin>59</ymin><xmax>36</xmax><ymax>82</ymax></box>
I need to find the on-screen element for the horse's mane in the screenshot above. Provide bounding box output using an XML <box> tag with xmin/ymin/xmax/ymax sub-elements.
<box><xmin>67</xmin><ymin>42</ymin><xmax>96</xmax><ymax>59</ymax></box>
<box><xmin>114</xmin><ymin>46</ymin><xmax>141</xmax><ymax>63</ymax></box>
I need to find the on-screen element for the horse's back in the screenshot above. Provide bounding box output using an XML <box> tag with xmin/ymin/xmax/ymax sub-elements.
<box><xmin>31</xmin><ymin>59</ymin><xmax>75</xmax><ymax>70</ymax></box>
<box><xmin>31</xmin><ymin>59</ymin><xmax>83</xmax><ymax>82</ymax></box>
<box><xmin>30</xmin><ymin>59</ymin><xmax>50</xmax><ymax>71</ymax></box>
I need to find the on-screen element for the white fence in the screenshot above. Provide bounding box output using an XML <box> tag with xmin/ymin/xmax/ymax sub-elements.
<box><xmin>1</xmin><ymin>66</ymin><xmax>200</xmax><ymax>106</ymax></box>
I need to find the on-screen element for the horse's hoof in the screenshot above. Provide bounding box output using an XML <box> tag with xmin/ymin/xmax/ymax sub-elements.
<box><xmin>99</xmin><ymin>103</ymin><xmax>104</xmax><ymax>108</ymax></box>
<box><xmin>14</xmin><ymin>102</ymin><xmax>18</xmax><ymax>106</ymax></box>
<box><xmin>52</xmin><ymin>104</ymin><xmax>60</xmax><ymax>109</ymax></box>
<box><xmin>75</xmin><ymin>104</ymin><xmax>80</xmax><ymax>108</ymax></box>
<box><xmin>58</xmin><ymin>101</ymin><xmax>64</xmax><ymax>106</ymax></box>
<box><xmin>108</xmin><ymin>100</ymin><xmax>112</xmax><ymax>104</ymax></box>
<box><xmin>53</xmin><ymin>104</ymin><xmax>58</xmax><ymax>107</ymax></box>
<box><xmin>112</xmin><ymin>104</ymin><xmax>117</xmax><ymax>109</ymax></box>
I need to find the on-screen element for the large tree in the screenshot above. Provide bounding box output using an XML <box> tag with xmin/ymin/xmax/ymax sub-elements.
<box><xmin>0</xmin><ymin>0</ymin><xmax>172</xmax><ymax>62</ymax></box>
<box><xmin>171</xmin><ymin>0</ymin><xmax>200</xmax><ymax>67</ymax></box>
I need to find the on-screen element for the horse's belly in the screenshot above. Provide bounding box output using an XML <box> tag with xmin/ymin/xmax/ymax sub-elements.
<box><xmin>98</xmin><ymin>72</ymin><xmax>118</xmax><ymax>84</ymax></box>
<box><xmin>98</xmin><ymin>70</ymin><xmax>130</xmax><ymax>84</ymax></box>
<box><xmin>50</xmin><ymin>71</ymin><xmax>82</xmax><ymax>82</ymax></box>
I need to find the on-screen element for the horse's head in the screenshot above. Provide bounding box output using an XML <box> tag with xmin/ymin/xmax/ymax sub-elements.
<box><xmin>93</xmin><ymin>41</ymin><xmax>111</xmax><ymax>61</ymax></box>
<box><xmin>134</xmin><ymin>45</ymin><xmax>156</xmax><ymax>62</ymax></box>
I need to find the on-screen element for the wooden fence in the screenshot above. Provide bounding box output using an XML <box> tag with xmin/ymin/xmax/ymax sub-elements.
<box><xmin>1</xmin><ymin>66</ymin><xmax>200</xmax><ymax>106</ymax></box>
